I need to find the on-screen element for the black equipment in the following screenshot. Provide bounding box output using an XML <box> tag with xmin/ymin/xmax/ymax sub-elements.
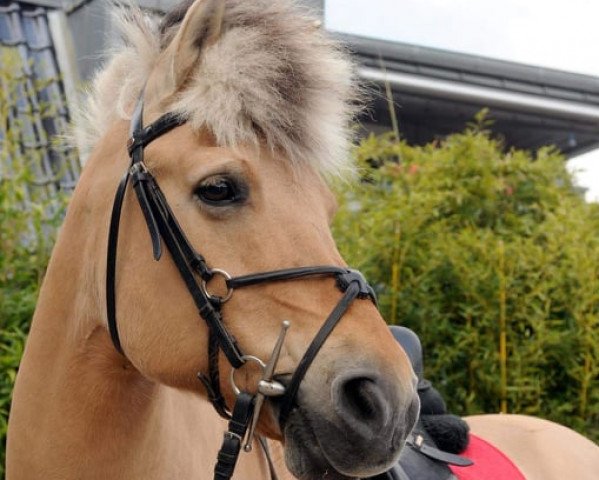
<box><xmin>106</xmin><ymin>93</ymin><xmax>378</xmax><ymax>480</ymax></box>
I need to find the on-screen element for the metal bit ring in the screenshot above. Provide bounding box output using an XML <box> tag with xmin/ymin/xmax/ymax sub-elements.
<box><xmin>230</xmin><ymin>355</ymin><xmax>266</xmax><ymax>396</ymax></box>
<box><xmin>201</xmin><ymin>268</ymin><xmax>234</xmax><ymax>303</ymax></box>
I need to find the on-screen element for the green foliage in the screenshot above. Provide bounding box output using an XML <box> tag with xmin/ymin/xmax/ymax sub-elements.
<box><xmin>0</xmin><ymin>48</ymin><xmax>69</xmax><ymax>476</ymax></box>
<box><xmin>332</xmin><ymin>118</ymin><xmax>599</xmax><ymax>442</ymax></box>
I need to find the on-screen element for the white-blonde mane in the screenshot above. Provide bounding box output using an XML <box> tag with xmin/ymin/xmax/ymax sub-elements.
<box><xmin>76</xmin><ymin>0</ymin><xmax>358</xmax><ymax>175</ymax></box>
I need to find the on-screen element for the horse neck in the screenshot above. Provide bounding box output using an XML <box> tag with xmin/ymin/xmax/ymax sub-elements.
<box><xmin>8</xmin><ymin>124</ymin><xmax>173</xmax><ymax>470</ymax></box>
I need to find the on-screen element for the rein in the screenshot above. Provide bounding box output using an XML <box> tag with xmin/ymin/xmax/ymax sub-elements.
<box><xmin>106</xmin><ymin>95</ymin><xmax>377</xmax><ymax>480</ymax></box>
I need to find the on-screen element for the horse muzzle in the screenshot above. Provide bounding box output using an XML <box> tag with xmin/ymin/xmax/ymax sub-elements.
<box><xmin>281</xmin><ymin>366</ymin><xmax>420</xmax><ymax>479</ymax></box>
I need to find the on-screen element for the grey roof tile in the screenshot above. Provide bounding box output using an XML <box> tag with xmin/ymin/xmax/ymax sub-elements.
<box><xmin>1</xmin><ymin>0</ymin><xmax>80</xmax><ymax>199</ymax></box>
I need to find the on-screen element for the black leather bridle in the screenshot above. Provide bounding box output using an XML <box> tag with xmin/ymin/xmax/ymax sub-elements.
<box><xmin>106</xmin><ymin>94</ymin><xmax>377</xmax><ymax>480</ymax></box>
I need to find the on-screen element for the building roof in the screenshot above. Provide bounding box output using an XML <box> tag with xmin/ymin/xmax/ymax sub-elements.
<box><xmin>0</xmin><ymin>1</ymin><xmax>80</xmax><ymax>192</ymax></box>
<box><xmin>343</xmin><ymin>33</ymin><xmax>599</xmax><ymax>156</ymax></box>
<box><xmin>6</xmin><ymin>0</ymin><xmax>599</xmax><ymax>158</ymax></box>
<box><xmin>5</xmin><ymin>0</ymin><xmax>89</xmax><ymax>12</ymax></box>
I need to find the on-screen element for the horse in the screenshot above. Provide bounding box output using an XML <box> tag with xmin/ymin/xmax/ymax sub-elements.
<box><xmin>6</xmin><ymin>1</ymin><xmax>599</xmax><ymax>480</ymax></box>
<box><xmin>6</xmin><ymin>1</ymin><xmax>420</xmax><ymax>478</ymax></box>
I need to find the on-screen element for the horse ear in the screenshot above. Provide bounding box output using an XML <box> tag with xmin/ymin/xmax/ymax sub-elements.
<box><xmin>167</xmin><ymin>0</ymin><xmax>226</xmax><ymax>91</ymax></box>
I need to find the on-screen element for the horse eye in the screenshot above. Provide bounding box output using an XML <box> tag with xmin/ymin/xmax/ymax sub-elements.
<box><xmin>194</xmin><ymin>177</ymin><xmax>243</xmax><ymax>206</ymax></box>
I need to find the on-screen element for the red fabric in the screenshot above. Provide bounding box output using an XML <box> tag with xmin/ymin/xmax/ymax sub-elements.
<box><xmin>449</xmin><ymin>433</ymin><xmax>526</xmax><ymax>480</ymax></box>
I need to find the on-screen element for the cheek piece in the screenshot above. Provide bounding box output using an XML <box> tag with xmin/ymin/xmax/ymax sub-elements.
<box><xmin>106</xmin><ymin>94</ymin><xmax>378</xmax><ymax>480</ymax></box>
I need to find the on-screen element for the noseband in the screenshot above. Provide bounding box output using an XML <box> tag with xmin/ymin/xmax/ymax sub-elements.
<box><xmin>106</xmin><ymin>95</ymin><xmax>377</xmax><ymax>480</ymax></box>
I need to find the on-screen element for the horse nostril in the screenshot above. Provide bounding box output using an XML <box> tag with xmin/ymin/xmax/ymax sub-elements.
<box><xmin>341</xmin><ymin>377</ymin><xmax>380</xmax><ymax>421</ymax></box>
<box><xmin>332</xmin><ymin>373</ymin><xmax>393</xmax><ymax>433</ymax></box>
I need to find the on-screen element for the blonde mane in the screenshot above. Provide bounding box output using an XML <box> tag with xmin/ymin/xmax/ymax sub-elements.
<box><xmin>76</xmin><ymin>0</ymin><xmax>359</xmax><ymax>176</ymax></box>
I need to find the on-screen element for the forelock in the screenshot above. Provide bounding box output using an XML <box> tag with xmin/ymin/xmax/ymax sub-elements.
<box><xmin>76</xmin><ymin>0</ymin><xmax>360</xmax><ymax>177</ymax></box>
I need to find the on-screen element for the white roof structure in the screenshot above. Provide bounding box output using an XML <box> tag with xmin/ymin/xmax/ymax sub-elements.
<box><xmin>346</xmin><ymin>34</ymin><xmax>599</xmax><ymax>157</ymax></box>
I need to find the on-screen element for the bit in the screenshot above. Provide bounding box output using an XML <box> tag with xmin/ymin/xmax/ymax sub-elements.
<box><xmin>243</xmin><ymin>320</ymin><xmax>290</xmax><ymax>452</ymax></box>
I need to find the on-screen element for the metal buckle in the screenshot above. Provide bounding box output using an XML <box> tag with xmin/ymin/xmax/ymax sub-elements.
<box><xmin>129</xmin><ymin>161</ymin><xmax>148</xmax><ymax>175</ymax></box>
<box><xmin>201</xmin><ymin>268</ymin><xmax>234</xmax><ymax>303</ymax></box>
<box><xmin>223</xmin><ymin>431</ymin><xmax>243</xmax><ymax>442</ymax></box>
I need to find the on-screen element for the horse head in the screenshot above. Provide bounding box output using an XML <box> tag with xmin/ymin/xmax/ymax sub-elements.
<box><xmin>24</xmin><ymin>1</ymin><xmax>420</xmax><ymax>478</ymax></box>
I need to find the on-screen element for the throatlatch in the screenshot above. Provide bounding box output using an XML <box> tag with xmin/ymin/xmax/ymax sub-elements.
<box><xmin>106</xmin><ymin>94</ymin><xmax>378</xmax><ymax>480</ymax></box>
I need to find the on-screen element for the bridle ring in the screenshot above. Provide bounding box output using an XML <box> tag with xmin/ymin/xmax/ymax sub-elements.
<box><xmin>230</xmin><ymin>355</ymin><xmax>266</xmax><ymax>396</ymax></box>
<box><xmin>201</xmin><ymin>268</ymin><xmax>234</xmax><ymax>303</ymax></box>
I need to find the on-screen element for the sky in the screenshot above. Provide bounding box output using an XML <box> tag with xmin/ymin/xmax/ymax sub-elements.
<box><xmin>325</xmin><ymin>0</ymin><xmax>599</xmax><ymax>201</ymax></box>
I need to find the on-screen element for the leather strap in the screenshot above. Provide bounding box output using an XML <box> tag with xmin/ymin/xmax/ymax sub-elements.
<box><xmin>131</xmin><ymin>166</ymin><xmax>162</xmax><ymax>260</ymax></box>
<box><xmin>106</xmin><ymin>100</ymin><xmax>187</xmax><ymax>356</ymax></box>
<box><xmin>105</xmin><ymin>95</ymin><xmax>246</xmax><ymax>415</ymax></box>
<box><xmin>130</xmin><ymin>166</ymin><xmax>245</xmax><ymax>368</ymax></box>
<box><xmin>128</xmin><ymin>112</ymin><xmax>185</xmax><ymax>156</ymax></box>
<box><xmin>145</xmin><ymin>176</ymin><xmax>211</xmax><ymax>277</ymax></box>
<box><xmin>197</xmin><ymin>330</ymin><xmax>232</xmax><ymax>419</ymax></box>
<box><xmin>106</xmin><ymin>170</ymin><xmax>131</xmax><ymax>355</ymax></box>
<box><xmin>406</xmin><ymin>432</ymin><xmax>473</xmax><ymax>467</ymax></box>
<box><xmin>214</xmin><ymin>392</ymin><xmax>255</xmax><ymax>480</ymax></box>
<box><xmin>227</xmin><ymin>266</ymin><xmax>348</xmax><ymax>289</ymax></box>
<box><xmin>278</xmin><ymin>270</ymin><xmax>376</xmax><ymax>426</ymax></box>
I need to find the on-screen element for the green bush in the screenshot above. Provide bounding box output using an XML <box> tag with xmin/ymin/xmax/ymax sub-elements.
<box><xmin>0</xmin><ymin>48</ymin><xmax>69</xmax><ymax>477</ymax></box>
<box><xmin>332</xmin><ymin>115</ymin><xmax>599</xmax><ymax>442</ymax></box>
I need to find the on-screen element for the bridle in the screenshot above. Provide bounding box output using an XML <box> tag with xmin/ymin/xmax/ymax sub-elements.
<box><xmin>106</xmin><ymin>93</ymin><xmax>377</xmax><ymax>480</ymax></box>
